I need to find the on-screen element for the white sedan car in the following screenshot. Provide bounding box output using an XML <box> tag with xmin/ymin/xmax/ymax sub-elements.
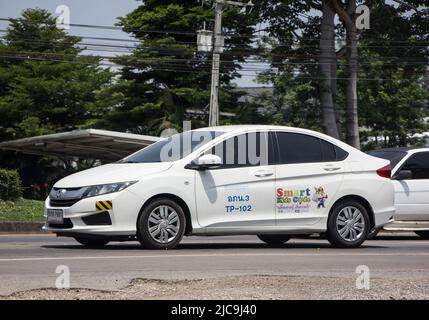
<box><xmin>368</xmin><ymin>148</ymin><xmax>429</xmax><ymax>238</ymax></box>
<box><xmin>44</xmin><ymin>125</ymin><xmax>394</xmax><ymax>249</ymax></box>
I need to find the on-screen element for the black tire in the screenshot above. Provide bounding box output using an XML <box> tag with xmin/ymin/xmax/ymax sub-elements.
<box><xmin>137</xmin><ymin>198</ymin><xmax>186</xmax><ymax>249</ymax></box>
<box><xmin>74</xmin><ymin>237</ymin><xmax>109</xmax><ymax>248</ymax></box>
<box><xmin>327</xmin><ymin>200</ymin><xmax>370</xmax><ymax>248</ymax></box>
<box><xmin>415</xmin><ymin>231</ymin><xmax>429</xmax><ymax>239</ymax></box>
<box><xmin>366</xmin><ymin>228</ymin><xmax>380</xmax><ymax>240</ymax></box>
<box><xmin>257</xmin><ymin>234</ymin><xmax>291</xmax><ymax>246</ymax></box>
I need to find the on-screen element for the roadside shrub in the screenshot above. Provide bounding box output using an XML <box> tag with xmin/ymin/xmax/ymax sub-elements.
<box><xmin>0</xmin><ymin>169</ymin><xmax>23</xmax><ymax>201</ymax></box>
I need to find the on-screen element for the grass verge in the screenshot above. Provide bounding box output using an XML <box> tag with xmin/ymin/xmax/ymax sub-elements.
<box><xmin>0</xmin><ymin>199</ymin><xmax>44</xmax><ymax>222</ymax></box>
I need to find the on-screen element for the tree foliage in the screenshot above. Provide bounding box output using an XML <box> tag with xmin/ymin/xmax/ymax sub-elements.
<box><xmin>91</xmin><ymin>0</ymin><xmax>260</xmax><ymax>135</ymax></box>
<box><xmin>0</xmin><ymin>9</ymin><xmax>113</xmax><ymax>198</ymax></box>
<box><xmin>0</xmin><ymin>9</ymin><xmax>112</xmax><ymax>141</ymax></box>
<box><xmin>254</xmin><ymin>0</ymin><xmax>429</xmax><ymax>149</ymax></box>
<box><xmin>0</xmin><ymin>168</ymin><xmax>22</xmax><ymax>201</ymax></box>
<box><xmin>357</xmin><ymin>0</ymin><xmax>429</xmax><ymax>149</ymax></box>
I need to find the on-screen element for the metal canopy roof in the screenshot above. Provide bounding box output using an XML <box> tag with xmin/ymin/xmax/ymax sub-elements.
<box><xmin>0</xmin><ymin>129</ymin><xmax>159</xmax><ymax>161</ymax></box>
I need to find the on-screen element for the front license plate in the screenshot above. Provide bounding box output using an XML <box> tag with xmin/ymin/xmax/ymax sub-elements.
<box><xmin>47</xmin><ymin>209</ymin><xmax>64</xmax><ymax>224</ymax></box>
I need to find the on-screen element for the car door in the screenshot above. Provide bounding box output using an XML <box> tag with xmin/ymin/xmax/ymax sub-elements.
<box><xmin>273</xmin><ymin>131</ymin><xmax>347</xmax><ymax>227</ymax></box>
<box><xmin>394</xmin><ymin>152</ymin><xmax>429</xmax><ymax>220</ymax></box>
<box><xmin>194</xmin><ymin>131</ymin><xmax>276</xmax><ymax>229</ymax></box>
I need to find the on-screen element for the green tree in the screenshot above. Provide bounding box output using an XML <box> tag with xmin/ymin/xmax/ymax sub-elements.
<box><xmin>0</xmin><ymin>8</ymin><xmax>112</xmax><ymax>140</ymax></box>
<box><xmin>0</xmin><ymin>8</ymin><xmax>113</xmax><ymax>198</ymax></box>
<box><xmin>93</xmin><ymin>0</ymin><xmax>259</xmax><ymax>135</ymax></box>
<box><xmin>254</xmin><ymin>1</ymin><xmax>326</xmax><ymax>131</ymax></box>
<box><xmin>255</xmin><ymin>0</ymin><xmax>429</xmax><ymax>148</ymax></box>
<box><xmin>358</xmin><ymin>0</ymin><xmax>429</xmax><ymax>149</ymax></box>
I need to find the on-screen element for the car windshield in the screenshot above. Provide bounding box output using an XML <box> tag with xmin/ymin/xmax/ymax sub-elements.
<box><xmin>368</xmin><ymin>150</ymin><xmax>408</xmax><ymax>168</ymax></box>
<box><xmin>118</xmin><ymin>130</ymin><xmax>224</xmax><ymax>163</ymax></box>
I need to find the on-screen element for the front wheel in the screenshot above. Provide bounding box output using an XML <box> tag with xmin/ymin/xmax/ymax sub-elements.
<box><xmin>415</xmin><ymin>231</ymin><xmax>429</xmax><ymax>239</ymax></box>
<box><xmin>137</xmin><ymin>198</ymin><xmax>186</xmax><ymax>249</ymax></box>
<box><xmin>327</xmin><ymin>200</ymin><xmax>370</xmax><ymax>248</ymax></box>
<box><xmin>74</xmin><ymin>237</ymin><xmax>109</xmax><ymax>248</ymax></box>
<box><xmin>257</xmin><ymin>234</ymin><xmax>290</xmax><ymax>246</ymax></box>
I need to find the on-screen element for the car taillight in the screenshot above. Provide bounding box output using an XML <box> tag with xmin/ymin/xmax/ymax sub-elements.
<box><xmin>376</xmin><ymin>164</ymin><xmax>392</xmax><ymax>179</ymax></box>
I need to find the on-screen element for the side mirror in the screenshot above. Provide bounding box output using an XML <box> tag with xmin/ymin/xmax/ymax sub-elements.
<box><xmin>185</xmin><ymin>154</ymin><xmax>222</xmax><ymax>170</ymax></box>
<box><xmin>393</xmin><ymin>170</ymin><xmax>413</xmax><ymax>180</ymax></box>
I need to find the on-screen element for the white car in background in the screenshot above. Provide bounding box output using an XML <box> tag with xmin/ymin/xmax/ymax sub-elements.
<box><xmin>44</xmin><ymin>125</ymin><xmax>395</xmax><ymax>249</ymax></box>
<box><xmin>369</xmin><ymin>148</ymin><xmax>429</xmax><ymax>238</ymax></box>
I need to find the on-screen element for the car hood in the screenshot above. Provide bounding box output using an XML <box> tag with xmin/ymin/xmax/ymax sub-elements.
<box><xmin>54</xmin><ymin>162</ymin><xmax>173</xmax><ymax>188</ymax></box>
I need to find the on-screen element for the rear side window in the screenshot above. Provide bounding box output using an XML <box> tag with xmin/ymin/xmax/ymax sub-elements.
<box><xmin>321</xmin><ymin>139</ymin><xmax>336</xmax><ymax>161</ymax></box>
<box><xmin>401</xmin><ymin>152</ymin><xmax>429</xmax><ymax>180</ymax></box>
<box><xmin>334</xmin><ymin>145</ymin><xmax>348</xmax><ymax>161</ymax></box>
<box><xmin>275</xmin><ymin>132</ymin><xmax>348</xmax><ymax>164</ymax></box>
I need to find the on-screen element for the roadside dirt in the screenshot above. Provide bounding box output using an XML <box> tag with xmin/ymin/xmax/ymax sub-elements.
<box><xmin>2</xmin><ymin>275</ymin><xmax>428</xmax><ymax>300</ymax></box>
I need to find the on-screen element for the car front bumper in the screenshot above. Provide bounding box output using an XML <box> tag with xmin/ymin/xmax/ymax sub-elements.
<box><xmin>43</xmin><ymin>189</ymin><xmax>143</xmax><ymax>237</ymax></box>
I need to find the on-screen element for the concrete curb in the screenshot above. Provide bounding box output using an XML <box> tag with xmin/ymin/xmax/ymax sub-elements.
<box><xmin>0</xmin><ymin>222</ymin><xmax>44</xmax><ymax>233</ymax></box>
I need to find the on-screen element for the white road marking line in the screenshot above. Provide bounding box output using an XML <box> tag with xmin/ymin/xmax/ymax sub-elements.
<box><xmin>1</xmin><ymin>252</ymin><xmax>429</xmax><ymax>262</ymax></box>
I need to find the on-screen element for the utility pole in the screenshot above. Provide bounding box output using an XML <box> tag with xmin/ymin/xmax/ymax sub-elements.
<box><xmin>208</xmin><ymin>0</ymin><xmax>223</xmax><ymax>127</ymax></box>
<box><xmin>208</xmin><ymin>0</ymin><xmax>254</xmax><ymax>127</ymax></box>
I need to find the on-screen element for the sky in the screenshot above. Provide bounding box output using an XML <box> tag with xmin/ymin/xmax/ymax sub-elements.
<box><xmin>0</xmin><ymin>0</ymin><xmax>260</xmax><ymax>87</ymax></box>
<box><xmin>0</xmin><ymin>0</ymin><xmax>138</xmax><ymax>40</ymax></box>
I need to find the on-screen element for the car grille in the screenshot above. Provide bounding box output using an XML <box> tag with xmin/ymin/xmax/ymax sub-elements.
<box><xmin>49</xmin><ymin>199</ymin><xmax>81</xmax><ymax>207</ymax></box>
<box><xmin>49</xmin><ymin>187</ymin><xmax>87</xmax><ymax>208</ymax></box>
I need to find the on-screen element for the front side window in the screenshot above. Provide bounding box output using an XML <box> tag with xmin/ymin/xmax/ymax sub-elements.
<box><xmin>119</xmin><ymin>130</ymin><xmax>224</xmax><ymax>163</ymax></box>
<box><xmin>400</xmin><ymin>152</ymin><xmax>429</xmax><ymax>180</ymax></box>
<box><xmin>275</xmin><ymin>132</ymin><xmax>348</xmax><ymax>164</ymax></box>
<box><xmin>205</xmin><ymin>132</ymin><xmax>275</xmax><ymax>168</ymax></box>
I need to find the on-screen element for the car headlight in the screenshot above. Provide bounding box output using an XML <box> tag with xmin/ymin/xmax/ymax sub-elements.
<box><xmin>82</xmin><ymin>181</ymin><xmax>138</xmax><ymax>198</ymax></box>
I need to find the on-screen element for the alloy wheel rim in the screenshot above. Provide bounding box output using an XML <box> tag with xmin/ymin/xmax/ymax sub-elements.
<box><xmin>336</xmin><ymin>206</ymin><xmax>365</xmax><ymax>242</ymax></box>
<box><xmin>147</xmin><ymin>205</ymin><xmax>180</xmax><ymax>244</ymax></box>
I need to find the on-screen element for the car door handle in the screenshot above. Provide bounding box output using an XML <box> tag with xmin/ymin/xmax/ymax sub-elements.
<box><xmin>323</xmin><ymin>166</ymin><xmax>341</xmax><ymax>171</ymax></box>
<box><xmin>254</xmin><ymin>171</ymin><xmax>274</xmax><ymax>177</ymax></box>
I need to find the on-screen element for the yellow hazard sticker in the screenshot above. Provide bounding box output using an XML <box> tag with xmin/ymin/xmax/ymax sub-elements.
<box><xmin>96</xmin><ymin>200</ymin><xmax>113</xmax><ymax>211</ymax></box>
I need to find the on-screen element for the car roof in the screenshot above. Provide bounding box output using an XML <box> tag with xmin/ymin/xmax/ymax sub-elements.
<box><xmin>194</xmin><ymin>125</ymin><xmax>330</xmax><ymax>136</ymax></box>
<box><xmin>191</xmin><ymin>125</ymin><xmax>359</xmax><ymax>155</ymax></box>
<box><xmin>194</xmin><ymin>125</ymin><xmax>294</xmax><ymax>132</ymax></box>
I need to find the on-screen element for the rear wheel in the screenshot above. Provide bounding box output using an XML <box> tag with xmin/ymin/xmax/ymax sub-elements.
<box><xmin>74</xmin><ymin>237</ymin><xmax>109</xmax><ymax>248</ymax></box>
<box><xmin>137</xmin><ymin>198</ymin><xmax>186</xmax><ymax>249</ymax></box>
<box><xmin>257</xmin><ymin>234</ymin><xmax>290</xmax><ymax>246</ymax></box>
<box><xmin>415</xmin><ymin>231</ymin><xmax>429</xmax><ymax>239</ymax></box>
<box><xmin>327</xmin><ymin>200</ymin><xmax>370</xmax><ymax>248</ymax></box>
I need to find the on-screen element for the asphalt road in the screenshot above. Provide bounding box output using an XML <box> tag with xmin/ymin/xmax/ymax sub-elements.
<box><xmin>1</xmin><ymin>233</ymin><xmax>429</xmax><ymax>296</ymax></box>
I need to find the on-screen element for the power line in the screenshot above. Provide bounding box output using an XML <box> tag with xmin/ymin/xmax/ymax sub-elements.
<box><xmin>2</xmin><ymin>32</ymin><xmax>428</xmax><ymax>50</ymax></box>
<box><xmin>0</xmin><ymin>18</ymin><xmax>198</xmax><ymax>36</ymax></box>
<box><xmin>1</xmin><ymin>29</ymin><xmax>429</xmax><ymax>47</ymax></box>
<box><xmin>1</xmin><ymin>36</ymin><xmax>428</xmax><ymax>64</ymax></box>
<box><xmin>1</xmin><ymin>17</ymin><xmax>429</xmax><ymax>43</ymax></box>
<box><xmin>0</xmin><ymin>54</ymin><xmax>426</xmax><ymax>82</ymax></box>
<box><xmin>1</xmin><ymin>49</ymin><xmax>428</xmax><ymax>69</ymax></box>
